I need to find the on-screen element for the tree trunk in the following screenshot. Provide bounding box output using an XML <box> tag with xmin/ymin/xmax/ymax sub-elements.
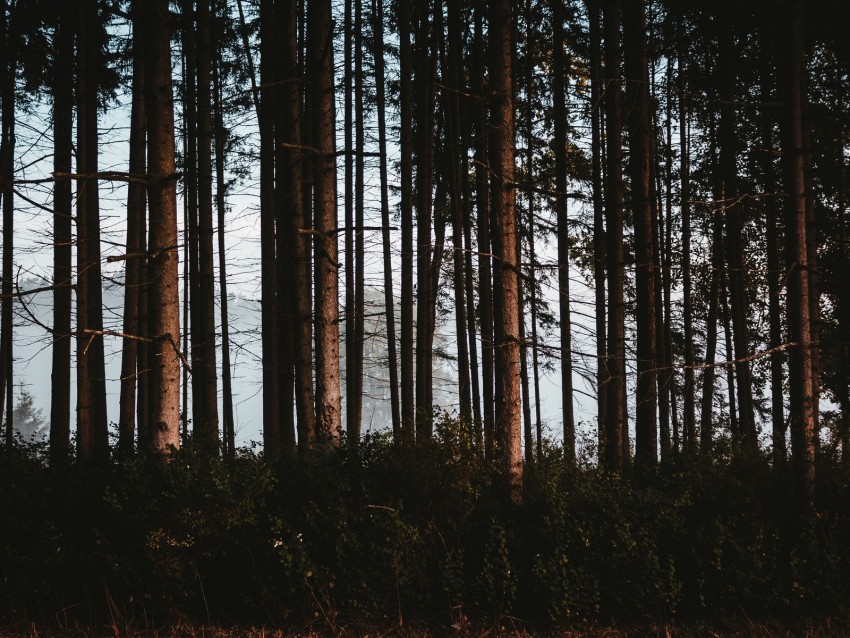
<box><xmin>308</xmin><ymin>0</ymin><xmax>341</xmax><ymax>447</ymax></box>
<box><xmin>398</xmin><ymin>0</ymin><xmax>415</xmax><ymax>442</ymax></box>
<box><xmin>278</xmin><ymin>0</ymin><xmax>316</xmax><ymax>451</ymax></box>
<box><xmin>679</xmin><ymin>38</ymin><xmax>695</xmax><ymax>454</ymax></box>
<box><xmin>553</xmin><ymin>0</ymin><xmax>576</xmax><ymax>462</ymax></box>
<box><xmin>490</xmin><ymin>0</ymin><xmax>522</xmax><ymax>503</ymax></box>
<box><xmin>144</xmin><ymin>0</ymin><xmax>182</xmax><ymax>452</ymax></box>
<box><xmin>624</xmin><ymin>0</ymin><xmax>657</xmax><ymax>473</ymax></box>
<box><xmin>719</xmin><ymin>27</ymin><xmax>757</xmax><ymax>448</ymax></box>
<box><xmin>372</xmin><ymin>0</ymin><xmax>401</xmax><ymax>438</ymax></box>
<box><xmin>76</xmin><ymin>0</ymin><xmax>109</xmax><ymax>463</ymax></box>
<box><xmin>259</xmin><ymin>0</ymin><xmax>281</xmax><ymax>458</ymax></box>
<box><xmin>779</xmin><ymin>0</ymin><xmax>816</xmax><ymax>508</ymax></box>
<box><xmin>472</xmin><ymin>0</ymin><xmax>494</xmax><ymax>455</ymax></box>
<box><xmin>699</xmin><ymin>176</ymin><xmax>722</xmax><ymax>453</ymax></box>
<box><xmin>758</xmin><ymin>29</ymin><xmax>787</xmax><ymax>464</ymax></box>
<box><xmin>118</xmin><ymin>8</ymin><xmax>147</xmax><ymax>456</ymax></box>
<box><xmin>0</xmin><ymin>0</ymin><xmax>13</xmax><ymax>447</ymax></box>
<box><xmin>212</xmin><ymin>38</ymin><xmax>236</xmax><ymax>459</ymax></box>
<box><xmin>351</xmin><ymin>0</ymin><xmax>366</xmax><ymax>444</ymax></box>
<box><xmin>587</xmin><ymin>0</ymin><xmax>607</xmax><ymax>454</ymax></box>
<box><xmin>50</xmin><ymin>4</ymin><xmax>74</xmax><ymax>463</ymax></box>
<box><xmin>414</xmin><ymin>0</ymin><xmax>437</xmax><ymax>439</ymax></box>
<box><xmin>182</xmin><ymin>0</ymin><xmax>202</xmax><ymax>447</ymax></box>
<box><xmin>602</xmin><ymin>0</ymin><xmax>626</xmax><ymax>473</ymax></box>
<box><xmin>196</xmin><ymin>0</ymin><xmax>220</xmax><ymax>450</ymax></box>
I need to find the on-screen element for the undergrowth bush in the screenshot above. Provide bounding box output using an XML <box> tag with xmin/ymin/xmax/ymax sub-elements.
<box><xmin>1</xmin><ymin>418</ymin><xmax>849</xmax><ymax>631</ymax></box>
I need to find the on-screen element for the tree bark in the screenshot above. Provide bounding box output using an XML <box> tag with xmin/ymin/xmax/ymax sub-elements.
<box><xmin>679</xmin><ymin>36</ymin><xmax>696</xmax><ymax>454</ymax></box>
<box><xmin>0</xmin><ymin>0</ymin><xmax>13</xmax><ymax>447</ymax></box>
<box><xmin>624</xmin><ymin>0</ymin><xmax>658</xmax><ymax>473</ymax></box>
<box><xmin>372</xmin><ymin>0</ymin><xmax>401</xmax><ymax>438</ymax></box>
<box><xmin>144</xmin><ymin>0</ymin><xmax>182</xmax><ymax>452</ymax></box>
<box><xmin>76</xmin><ymin>0</ymin><xmax>109</xmax><ymax>463</ymax></box>
<box><xmin>196</xmin><ymin>0</ymin><xmax>220</xmax><ymax>450</ymax></box>
<box><xmin>602</xmin><ymin>0</ymin><xmax>627</xmax><ymax>474</ymax></box>
<box><xmin>718</xmin><ymin>26</ymin><xmax>757</xmax><ymax>448</ymax></box>
<box><xmin>779</xmin><ymin>0</ymin><xmax>816</xmax><ymax>508</ymax></box>
<box><xmin>212</xmin><ymin>37</ymin><xmax>236</xmax><ymax>459</ymax></box>
<box><xmin>587</xmin><ymin>0</ymin><xmax>607</xmax><ymax>455</ymax></box>
<box><xmin>50</xmin><ymin>4</ymin><xmax>74</xmax><ymax>463</ymax></box>
<box><xmin>414</xmin><ymin>0</ymin><xmax>437</xmax><ymax>439</ymax></box>
<box><xmin>398</xmin><ymin>0</ymin><xmax>415</xmax><ymax>442</ymax></box>
<box><xmin>490</xmin><ymin>0</ymin><xmax>522</xmax><ymax>503</ymax></box>
<box><xmin>118</xmin><ymin>8</ymin><xmax>147</xmax><ymax>456</ymax></box>
<box><xmin>308</xmin><ymin>0</ymin><xmax>341</xmax><ymax>447</ymax></box>
<box><xmin>472</xmin><ymin>0</ymin><xmax>494</xmax><ymax>455</ymax></box>
<box><xmin>553</xmin><ymin>0</ymin><xmax>576</xmax><ymax>462</ymax></box>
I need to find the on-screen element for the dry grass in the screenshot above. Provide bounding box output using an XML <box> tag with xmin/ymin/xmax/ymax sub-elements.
<box><xmin>4</xmin><ymin>616</ymin><xmax>850</xmax><ymax>638</ymax></box>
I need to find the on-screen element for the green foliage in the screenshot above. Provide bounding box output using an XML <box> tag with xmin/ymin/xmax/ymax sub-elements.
<box><xmin>1</xmin><ymin>418</ymin><xmax>850</xmax><ymax>631</ymax></box>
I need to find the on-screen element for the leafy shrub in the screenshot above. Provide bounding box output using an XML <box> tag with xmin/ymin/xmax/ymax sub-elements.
<box><xmin>1</xmin><ymin>417</ymin><xmax>849</xmax><ymax>631</ymax></box>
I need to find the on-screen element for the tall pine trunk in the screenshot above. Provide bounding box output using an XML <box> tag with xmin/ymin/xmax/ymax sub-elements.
<box><xmin>212</xmin><ymin>38</ymin><xmax>236</xmax><ymax>458</ymax></box>
<box><xmin>144</xmin><ymin>0</ymin><xmax>182</xmax><ymax>451</ymax></box>
<box><xmin>0</xmin><ymin>0</ymin><xmax>13</xmax><ymax>446</ymax></box>
<box><xmin>76</xmin><ymin>0</ymin><xmax>109</xmax><ymax>463</ymax></box>
<box><xmin>553</xmin><ymin>0</ymin><xmax>576</xmax><ymax>462</ymax></box>
<box><xmin>372</xmin><ymin>0</ymin><xmax>401</xmax><ymax>438</ymax></box>
<box><xmin>624</xmin><ymin>0</ymin><xmax>658</xmax><ymax>473</ymax></box>
<box><xmin>414</xmin><ymin>0</ymin><xmax>436</xmax><ymax>439</ymax></box>
<box><xmin>50</xmin><ymin>5</ymin><xmax>73</xmax><ymax>462</ymax></box>
<box><xmin>490</xmin><ymin>0</ymin><xmax>522</xmax><ymax>503</ymax></box>
<box><xmin>195</xmin><ymin>0</ymin><xmax>220</xmax><ymax>449</ymax></box>
<box><xmin>779</xmin><ymin>0</ymin><xmax>816</xmax><ymax>507</ymax></box>
<box><xmin>308</xmin><ymin>0</ymin><xmax>341</xmax><ymax>447</ymax></box>
<box><xmin>118</xmin><ymin>12</ymin><xmax>147</xmax><ymax>456</ymax></box>
<box><xmin>602</xmin><ymin>0</ymin><xmax>627</xmax><ymax>473</ymax></box>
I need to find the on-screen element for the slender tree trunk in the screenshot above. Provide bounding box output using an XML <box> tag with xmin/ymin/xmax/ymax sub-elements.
<box><xmin>343</xmin><ymin>0</ymin><xmax>356</xmax><ymax>442</ymax></box>
<box><xmin>758</xmin><ymin>32</ymin><xmax>787</xmax><ymax>464</ymax></box>
<box><xmin>196</xmin><ymin>0</ymin><xmax>220</xmax><ymax>449</ymax></box>
<box><xmin>182</xmin><ymin>0</ymin><xmax>203</xmax><ymax>446</ymax></box>
<box><xmin>658</xmin><ymin>56</ymin><xmax>675</xmax><ymax>459</ymax></box>
<box><xmin>271</xmin><ymin>2</ymin><xmax>297</xmax><ymax>457</ymax></box>
<box><xmin>76</xmin><ymin>0</ymin><xmax>109</xmax><ymax>463</ymax></box>
<box><xmin>308</xmin><ymin>0</ymin><xmax>341</xmax><ymax>447</ymax></box>
<box><xmin>0</xmin><ymin>0</ymin><xmax>13</xmax><ymax>446</ymax></box>
<box><xmin>779</xmin><ymin>0</ymin><xmax>815</xmax><ymax>507</ymax></box>
<box><xmin>490</xmin><ymin>0</ymin><xmax>522</xmax><ymax>503</ymax></box>
<box><xmin>721</xmin><ymin>267</ymin><xmax>740</xmax><ymax>437</ymax></box>
<box><xmin>259</xmin><ymin>0</ymin><xmax>281</xmax><ymax>458</ymax></box>
<box><xmin>278</xmin><ymin>0</ymin><xmax>316</xmax><ymax>451</ymax></box>
<box><xmin>719</xmin><ymin>28</ymin><xmax>757</xmax><ymax>448</ymax></box>
<box><xmin>50</xmin><ymin>5</ymin><xmax>73</xmax><ymax>463</ymax></box>
<box><xmin>212</xmin><ymin>41</ymin><xmax>235</xmax><ymax>459</ymax></box>
<box><xmin>414</xmin><ymin>0</ymin><xmax>437</xmax><ymax>439</ymax></box>
<box><xmin>525</xmin><ymin>2</ymin><xmax>543</xmax><ymax>460</ymax></box>
<box><xmin>553</xmin><ymin>0</ymin><xmax>576</xmax><ymax>462</ymax></box>
<box><xmin>587</xmin><ymin>0</ymin><xmax>607</xmax><ymax>454</ymax></box>
<box><xmin>144</xmin><ymin>0</ymin><xmax>182</xmax><ymax>452</ymax></box>
<box><xmin>699</xmin><ymin>182</ymin><xmax>722</xmax><ymax>453</ymax></box>
<box><xmin>118</xmin><ymin>12</ymin><xmax>147</xmax><ymax>456</ymax></box>
<box><xmin>679</xmin><ymin>40</ymin><xmax>695</xmax><ymax>454</ymax></box>
<box><xmin>398</xmin><ymin>0</ymin><xmax>414</xmax><ymax>442</ymax></box>
<box><xmin>351</xmin><ymin>0</ymin><xmax>366</xmax><ymax>444</ymax></box>
<box><xmin>473</xmin><ymin>0</ymin><xmax>494</xmax><ymax>454</ymax></box>
<box><xmin>602</xmin><ymin>0</ymin><xmax>626</xmax><ymax>473</ymax></box>
<box><xmin>372</xmin><ymin>0</ymin><xmax>401</xmax><ymax>438</ymax></box>
<box><xmin>624</xmin><ymin>0</ymin><xmax>657</xmax><ymax>473</ymax></box>
<box><xmin>446</xmin><ymin>0</ymin><xmax>472</xmax><ymax>424</ymax></box>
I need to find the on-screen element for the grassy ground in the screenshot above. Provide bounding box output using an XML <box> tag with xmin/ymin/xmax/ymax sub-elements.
<box><xmin>4</xmin><ymin>616</ymin><xmax>850</xmax><ymax>638</ymax></box>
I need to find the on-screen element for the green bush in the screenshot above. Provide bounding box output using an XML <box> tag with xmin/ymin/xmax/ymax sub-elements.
<box><xmin>1</xmin><ymin>419</ymin><xmax>849</xmax><ymax>631</ymax></box>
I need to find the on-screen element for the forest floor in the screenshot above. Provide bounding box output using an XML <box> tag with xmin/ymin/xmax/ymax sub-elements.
<box><xmin>4</xmin><ymin>617</ymin><xmax>850</xmax><ymax>638</ymax></box>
